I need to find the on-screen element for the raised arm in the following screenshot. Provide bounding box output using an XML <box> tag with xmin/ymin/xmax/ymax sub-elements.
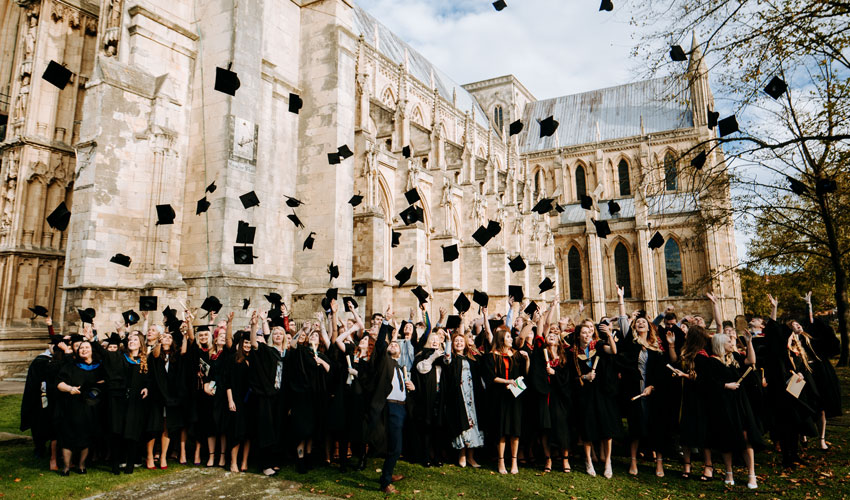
<box><xmin>249</xmin><ymin>310</ymin><xmax>259</xmax><ymax>349</ymax></box>
<box><xmin>316</xmin><ymin>311</ymin><xmax>331</xmax><ymax>350</ymax></box>
<box><xmin>225</xmin><ymin>311</ymin><xmax>234</xmax><ymax>349</ymax></box>
<box><xmin>706</xmin><ymin>292</ymin><xmax>722</xmax><ymax>336</ymax></box>
<box><xmin>617</xmin><ymin>285</ymin><xmax>626</xmax><ymax>318</ymax></box>
<box><xmin>768</xmin><ymin>293</ymin><xmax>778</xmax><ymax>322</ymax></box>
<box><xmin>804</xmin><ymin>291</ymin><xmax>813</xmax><ymax>324</ymax></box>
<box><xmin>742</xmin><ymin>329</ymin><xmax>756</xmax><ymax>366</ymax></box>
<box><xmin>330</xmin><ymin>299</ymin><xmax>339</xmax><ymax>345</ymax></box>
<box><xmin>482</xmin><ymin>307</ymin><xmax>493</xmax><ymax>345</ymax></box>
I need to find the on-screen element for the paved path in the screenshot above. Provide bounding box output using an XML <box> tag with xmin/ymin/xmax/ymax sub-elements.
<box><xmin>0</xmin><ymin>379</ymin><xmax>25</xmax><ymax>394</ymax></box>
<box><xmin>83</xmin><ymin>467</ymin><xmax>338</xmax><ymax>500</ymax></box>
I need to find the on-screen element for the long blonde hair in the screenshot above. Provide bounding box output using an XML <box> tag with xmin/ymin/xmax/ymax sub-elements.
<box><xmin>711</xmin><ymin>333</ymin><xmax>738</xmax><ymax>368</ymax></box>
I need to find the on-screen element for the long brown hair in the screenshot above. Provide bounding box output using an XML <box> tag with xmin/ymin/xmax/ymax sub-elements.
<box><xmin>570</xmin><ymin>321</ymin><xmax>598</xmax><ymax>386</ymax></box>
<box><xmin>630</xmin><ymin>316</ymin><xmax>661</xmax><ymax>351</ymax></box>
<box><xmin>121</xmin><ymin>332</ymin><xmax>148</xmax><ymax>374</ymax></box>
<box><xmin>490</xmin><ymin>325</ymin><xmax>512</xmax><ymax>355</ymax></box>
<box><xmin>680</xmin><ymin>325</ymin><xmax>709</xmax><ymax>374</ymax></box>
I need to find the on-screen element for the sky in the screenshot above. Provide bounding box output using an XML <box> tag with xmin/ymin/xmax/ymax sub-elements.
<box><xmin>356</xmin><ymin>0</ymin><xmax>752</xmax><ymax>261</ymax></box>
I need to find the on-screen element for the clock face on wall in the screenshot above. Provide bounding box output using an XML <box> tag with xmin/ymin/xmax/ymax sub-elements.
<box><xmin>232</xmin><ymin>117</ymin><xmax>257</xmax><ymax>162</ymax></box>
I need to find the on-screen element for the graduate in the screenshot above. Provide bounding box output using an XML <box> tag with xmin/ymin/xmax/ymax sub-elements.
<box><xmin>249</xmin><ymin>309</ymin><xmax>288</xmax><ymax>476</ymax></box>
<box><xmin>225</xmin><ymin>330</ymin><xmax>254</xmax><ymax>472</ymax></box>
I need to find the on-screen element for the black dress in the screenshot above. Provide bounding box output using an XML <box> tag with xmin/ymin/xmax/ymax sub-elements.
<box><xmin>569</xmin><ymin>340</ymin><xmax>621</xmax><ymax>442</ymax></box>
<box><xmin>287</xmin><ymin>346</ymin><xmax>332</xmax><ymax>442</ymax></box>
<box><xmin>678</xmin><ymin>353</ymin><xmax>710</xmax><ymax>449</ymax></box>
<box><xmin>225</xmin><ymin>353</ymin><xmax>255</xmax><ymax>444</ymax></box>
<box><xmin>345</xmin><ymin>349</ymin><xmax>372</xmax><ymax>449</ymax></box>
<box><xmin>481</xmin><ymin>351</ymin><xmax>525</xmax><ymax>437</ymax></box>
<box><xmin>440</xmin><ymin>354</ymin><xmax>486</xmax><ymax>442</ymax></box>
<box><xmin>147</xmin><ymin>350</ymin><xmax>187</xmax><ymax>433</ymax></box>
<box><xmin>249</xmin><ymin>343</ymin><xmax>285</xmax><ymax>450</ymax></box>
<box><xmin>94</xmin><ymin>343</ymin><xmax>149</xmax><ymax>441</ymax></box>
<box><xmin>56</xmin><ymin>361</ymin><xmax>105</xmax><ymax>449</ymax></box>
<box><xmin>619</xmin><ymin>337</ymin><xmax>667</xmax><ymax>451</ymax></box>
<box><xmin>20</xmin><ymin>352</ymin><xmax>55</xmax><ymax>448</ymax></box>
<box><xmin>804</xmin><ymin>319</ymin><xmax>843</xmax><ymax>418</ymax></box>
<box><xmin>528</xmin><ymin>340</ymin><xmax>571</xmax><ymax>449</ymax></box>
<box><xmin>411</xmin><ymin>348</ymin><xmax>446</xmax><ymax>430</ymax></box>
<box><xmin>701</xmin><ymin>354</ymin><xmax>765</xmax><ymax>452</ymax></box>
<box><xmin>326</xmin><ymin>344</ymin><xmax>350</xmax><ymax>437</ymax></box>
<box><xmin>206</xmin><ymin>349</ymin><xmax>233</xmax><ymax>436</ymax></box>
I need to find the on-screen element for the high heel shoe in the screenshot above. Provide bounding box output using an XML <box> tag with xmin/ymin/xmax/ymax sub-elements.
<box><xmin>603</xmin><ymin>462</ymin><xmax>612</xmax><ymax>479</ymax></box>
<box><xmin>747</xmin><ymin>474</ymin><xmax>758</xmax><ymax>489</ymax></box>
<box><xmin>497</xmin><ymin>457</ymin><xmax>507</xmax><ymax>475</ymax></box>
<box><xmin>543</xmin><ymin>456</ymin><xmax>552</xmax><ymax>473</ymax></box>
<box><xmin>586</xmin><ymin>461</ymin><xmax>596</xmax><ymax>477</ymax></box>
<box><xmin>724</xmin><ymin>472</ymin><xmax>735</xmax><ymax>486</ymax></box>
<box><xmin>681</xmin><ymin>461</ymin><xmax>691</xmax><ymax>479</ymax></box>
<box><xmin>655</xmin><ymin>458</ymin><xmax>664</xmax><ymax>478</ymax></box>
<box><xmin>510</xmin><ymin>456</ymin><xmax>519</xmax><ymax>475</ymax></box>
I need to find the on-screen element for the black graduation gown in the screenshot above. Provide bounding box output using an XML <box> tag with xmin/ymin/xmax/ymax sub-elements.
<box><xmin>569</xmin><ymin>340</ymin><xmax>621</xmax><ymax>442</ymax></box>
<box><xmin>440</xmin><ymin>355</ymin><xmax>485</xmax><ymax>440</ymax></box>
<box><xmin>93</xmin><ymin>343</ymin><xmax>149</xmax><ymax>441</ymax></box>
<box><xmin>678</xmin><ymin>353</ymin><xmax>710</xmax><ymax>449</ymax></box>
<box><xmin>345</xmin><ymin>350</ymin><xmax>372</xmax><ymax>446</ymax></box>
<box><xmin>528</xmin><ymin>340</ymin><xmax>571</xmax><ymax>448</ymax></box>
<box><xmin>249</xmin><ymin>343</ymin><xmax>285</xmax><ymax>449</ymax></box>
<box><xmin>326</xmin><ymin>344</ymin><xmax>350</xmax><ymax>435</ymax></box>
<box><xmin>411</xmin><ymin>348</ymin><xmax>446</xmax><ymax>429</ymax></box>
<box><xmin>366</xmin><ymin>322</ymin><xmax>409</xmax><ymax>454</ymax></box>
<box><xmin>206</xmin><ymin>349</ymin><xmax>233</xmax><ymax>435</ymax></box>
<box><xmin>804</xmin><ymin>319</ymin><xmax>842</xmax><ymax>418</ymax></box>
<box><xmin>619</xmin><ymin>338</ymin><xmax>667</xmax><ymax>450</ymax></box>
<box><xmin>225</xmin><ymin>352</ymin><xmax>255</xmax><ymax>444</ymax></box>
<box><xmin>56</xmin><ymin>361</ymin><xmax>105</xmax><ymax>449</ymax></box>
<box><xmin>187</xmin><ymin>343</ymin><xmax>213</xmax><ymax>437</ymax></box>
<box><xmin>286</xmin><ymin>346</ymin><xmax>332</xmax><ymax>442</ymax></box>
<box><xmin>701</xmin><ymin>354</ymin><xmax>765</xmax><ymax>452</ymax></box>
<box><xmin>20</xmin><ymin>352</ymin><xmax>54</xmax><ymax>445</ymax></box>
<box><xmin>481</xmin><ymin>351</ymin><xmax>525</xmax><ymax>437</ymax></box>
<box><xmin>146</xmin><ymin>350</ymin><xmax>187</xmax><ymax>433</ymax></box>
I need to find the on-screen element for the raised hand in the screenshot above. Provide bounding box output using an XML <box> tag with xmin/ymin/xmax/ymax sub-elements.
<box><xmin>767</xmin><ymin>294</ymin><xmax>777</xmax><ymax>308</ymax></box>
<box><xmin>578</xmin><ymin>300</ymin><xmax>585</xmax><ymax>315</ymax></box>
<box><xmin>46</xmin><ymin>316</ymin><xmax>53</xmax><ymax>327</ymax></box>
<box><xmin>804</xmin><ymin>291</ymin><xmax>812</xmax><ymax>305</ymax></box>
<box><xmin>706</xmin><ymin>292</ymin><xmax>717</xmax><ymax>303</ymax></box>
<box><xmin>227</xmin><ymin>311</ymin><xmax>235</xmax><ymax>323</ymax></box>
<box><xmin>616</xmin><ymin>285</ymin><xmax>625</xmax><ymax>300</ymax></box>
<box><xmin>665</xmin><ymin>329</ymin><xmax>676</xmax><ymax>345</ymax></box>
<box><xmin>330</xmin><ymin>298</ymin><xmax>339</xmax><ymax>314</ymax></box>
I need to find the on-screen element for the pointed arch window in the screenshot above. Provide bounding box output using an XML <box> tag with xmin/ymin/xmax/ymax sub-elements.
<box><xmin>618</xmin><ymin>159</ymin><xmax>631</xmax><ymax>196</ymax></box>
<box><xmin>575</xmin><ymin>164</ymin><xmax>587</xmax><ymax>199</ymax></box>
<box><xmin>665</xmin><ymin>238</ymin><xmax>684</xmax><ymax>296</ymax></box>
<box><xmin>614</xmin><ymin>243</ymin><xmax>632</xmax><ymax>298</ymax></box>
<box><xmin>664</xmin><ymin>152</ymin><xmax>678</xmax><ymax>191</ymax></box>
<box><xmin>568</xmin><ymin>247</ymin><xmax>583</xmax><ymax>300</ymax></box>
<box><xmin>494</xmin><ymin>105</ymin><xmax>504</xmax><ymax>133</ymax></box>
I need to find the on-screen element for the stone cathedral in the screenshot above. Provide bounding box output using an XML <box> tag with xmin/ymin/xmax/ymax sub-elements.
<box><xmin>0</xmin><ymin>0</ymin><xmax>741</xmax><ymax>375</ymax></box>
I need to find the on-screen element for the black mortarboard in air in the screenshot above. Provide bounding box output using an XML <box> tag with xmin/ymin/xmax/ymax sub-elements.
<box><xmin>328</xmin><ymin>152</ymin><xmax>341</xmax><ymax>164</ymax></box>
<box><xmin>201</xmin><ymin>296</ymin><xmax>223</xmax><ymax>315</ymax></box>
<box><xmin>707</xmin><ymin>108</ymin><xmax>719</xmax><ymax>129</ymax></box>
<box><xmin>284</xmin><ymin>195</ymin><xmax>303</xmax><ymax>208</ymax></box>
<box><xmin>764</xmin><ymin>76</ymin><xmax>787</xmax><ymax>100</ymax></box>
<box><xmin>338</xmin><ymin>145</ymin><xmax>354</xmax><ymax>160</ymax></box>
<box><xmin>349</xmin><ymin>194</ymin><xmax>363</xmax><ymax>207</ymax></box>
<box><xmin>508</xmin><ymin>285</ymin><xmax>524</xmax><ymax>303</ymax></box>
<box><xmin>555</xmin><ymin>204</ymin><xmax>565</xmax><ymax>213</ymax></box>
<box><xmin>162</xmin><ymin>306</ymin><xmax>178</xmax><ymax>322</ymax></box>
<box><xmin>442</xmin><ymin>244</ymin><xmax>459</xmax><ymax>262</ymax></box>
<box><xmin>538</xmin><ymin>116</ymin><xmax>559</xmax><ymax>138</ymax></box>
<box><xmin>139</xmin><ymin>296</ymin><xmax>158</xmax><ymax>311</ymax></box>
<box><xmin>236</xmin><ymin>221</ymin><xmax>256</xmax><ymax>245</ymax></box>
<box><xmin>816</xmin><ymin>179</ymin><xmax>837</xmax><ymax>195</ymax></box>
<box><xmin>29</xmin><ymin>305</ymin><xmax>48</xmax><ymax>318</ymax></box>
<box><xmin>400</xmin><ymin>205</ymin><xmax>423</xmax><ymax>225</ymax></box>
<box><xmin>487</xmin><ymin>220</ymin><xmax>502</xmax><ymax>238</ymax></box>
<box><xmin>68</xmin><ymin>334</ymin><xmax>84</xmax><ymax>344</ymax></box>
<box><xmin>509</xmin><ymin>120</ymin><xmax>523</xmax><ymax>136</ymax></box>
<box><xmin>110</xmin><ymin>253</ymin><xmax>131</xmax><ymax>267</ymax></box>
<box><xmin>287</xmin><ymin>212</ymin><xmax>304</xmax><ymax>228</ymax></box>
<box><xmin>214</xmin><ymin>65</ymin><xmax>240</xmax><ymax>96</ymax></box>
<box><xmin>122</xmin><ymin>310</ymin><xmax>140</xmax><ymax>326</ymax></box>
<box><xmin>488</xmin><ymin>319</ymin><xmax>503</xmax><ymax>332</ymax></box>
<box><xmin>288</xmin><ymin>92</ymin><xmax>303</xmax><ymax>114</ymax></box>
<box><xmin>196</xmin><ymin>196</ymin><xmax>211</xmax><ymax>215</ymax></box>
<box><xmin>107</xmin><ymin>332</ymin><xmax>123</xmax><ymax>345</ymax></box>
<box><xmin>446</xmin><ymin>315</ymin><xmax>461</xmax><ymax>329</ymax></box>
<box><xmin>691</xmin><ymin>151</ymin><xmax>706</xmax><ymax>170</ymax></box>
<box><xmin>593</xmin><ymin>219</ymin><xmax>611</xmax><ymax>238</ymax></box>
<box><xmin>454</xmin><ymin>292</ymin><xmax>470</xmax><ymax>313</ymax></box>
<box><xmin>608</xmin><ymin>200</ymin><xmax>621</xmax><ymax>215</ymax></box>
<box><xmin>354</xmin><ymin>283</ymin><xmax>367</xmax><ymax>296</ymax></box>
<box><xmin>42</xmin><ymin>60</ymin><xmax>72</xmax><ymax>90</ymax></box>
<box><xmin>404</xmin><ymin>188</ymin><xmax>421</xmax><ymax>204</ymax></box>
<box><xmin>580</xmin><ymin>195</ymin><xmax>593</xmax><ymax>210</ymax></box>
<box><xmin>303</xmin><ymin>232</ymin><xmax>315</xmax><ymax>250</ymax></box>
<box><xmin>531</xmin><ymin>198</ymin><xmax>554</xmax><ymax>214</ymax></box>
<box><xmin>411</xmin><ymin>286</ymin><xmax>429</xmax><ymax>304</ymax></box>
<box><xmin>493</xmin><ymin>0</ymin><xmax>507</xmax><ymax>11</ymax></box>
<box><xmin>539</xmin><ymin>277</ymin><xmax>555</xmax><ymax>293</ymax></box>
<box><xmin>471</xmin><ymin>225</ymin><xmax>493</xmax><ymax>247</ymax></box>
<box><xmin>787</xmin><ymin>176</ymin><xmax>808</xmax><ymax>195</ymax></box>
<box><xmin>326</xmin><ymin>287</ymin><xmax>338</xmax><ymax>301</ymax></box>
<box><xmin>669</xmin><ymin>45</ymin><xmax>687</xmax><ymax>62</ymax></box>
<box><xmin>648</xmin><ymin>231</ymin><xmax>665</xmax><ymax>249</ymax></box>
<box><xmin>328</xmin><ymin>262</ymin><xmax>339</xmax><ymax>280</ymax></box>
<box><xmin>599</xmin><ymin>0</ymin><xmax>614</xmax><ymax>11</ymax></box>
<box><xmin>343</xmin><ymin>296</ymin><xmax>358</xmax><ymax>312</ymax></box>
<box><xmin>508</xmin><ymin>254</ymin><xmax>526</xmax><ymax>272</ymax></box>
<box><xmin>718</xmin><ymin>115</ymin><xmax>739</xmax><ymax>137</ymax></box>
<box><xmin>46</xmin><ymin>202</ymin><xmax>72</xmax><ymax>231</ymax></box>
<box><xmin>156</xmin><ymin>204</ymin><xmax>176</xmax><ymax>225</ymax></box>
<box><xmin>233</xmin><ymin>246</ymin><xmax>255</xmax><ymax>265</ymax></box>
<box><xmin>240</xmin><ymin>191</ymin><xmax>260</xmax><ymax>209</ymax></box>
<box><xmin>472</xmin><ymin>289</ymin><xmax>489</xmax><ymax>308</ymax></box>
<box><xmin>265</xmin><ymin>293</ymin><xmax>282</xmax><ymax>306</ymax></box>
<box><xmin>242</xmin><ymin>298</ymin><xmax>250</xmax><ymax>310</ymax></box>
<box><xmin>524</xmin><ymin>301</ymin><xmax>538</xmax><ymax>316</ymax></box>
<box><xmin>77</xmin><ymin>308</ymin><xmax>96</xmax><ymax>324</ymax></box>
<box><xmin>395</xmin><ymin>266</ymin><xmax>413</xmax><ymax>286</ymax></box>
<box><xmin>206</xmin><ymin>181</ymin><xmax>217</xmax><ymax>194</ymax></box>
<box><xmin>402</xmin><ymin>146</ymin><xmax>411</xmax><ymax>158</ymax></box>
<box><xmin>269</xmin><ymin>311</ymin><xmax>286</xmax><ymax>328</ymax></box>
<box><xmin>391</xmin><ymin>231</ymin><xmax>401</xmax><ymax>248</ymax></box>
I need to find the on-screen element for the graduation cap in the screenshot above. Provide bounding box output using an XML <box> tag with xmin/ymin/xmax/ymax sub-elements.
<box><xmin>509</xmin><ymin>120</ymin><xmax>523</xmax><ymax>136</ymax></box>
<box><xmin>488</xmin><ymin>319</ymin><xmax>503</xmax><ymax>332</ymax></box>
<box><xmin>265</xmin><ymin>292</ymin><xmax>282</xmax><ymax>306</ymax></box>
<box><xmin>268</xmin><ymin>307</ymin><xmax>283</xmax><ymax>324</ymax></box>
<box><xmin>531</xmin><ymin>198</ymin><xmax>554</xmax><ymax>214</ymax></box>
<box><xmin>196</xmin><ymin>197</ymin><xmax>211</xmax><ymax>215</ymax></box>
<box><xmin>599</xmin><ymin>0</ymin><xmax>614</xmax><ymax>11</ymax></box>
<box><xmin>288</xmin><ymin>92</ymin><xmax>303</xmax><ymax>113</ymax></box>
<box><xmin>337</xmin><ymin>144</ymin><xmax>354</xmax><ymax>160</ymax></box>
<box><xmin>395</xmin><ymin>266</ymin><xmax>413</xmax><ymax>287</ymax></box>
<box><xmin>354</xmin><ymin>283</ymin><xmax>367</xmax><ymax>296</ymax></box>
<box><xmin>236</xmin><ymin>221</ymin><xmax>256</xmax><ymax>245</ymax></box>
<box><xmin>326</xmin><ymin>287</ymin><xmax>339</xmax><ymax>301</ymax></box>
<box><xmin>446</xmin><ymin>315</ymin><xmax>461</xmax><ymax>329</ymax></box>
<box><xmin>155</xmin><ymin>204</ymin><xmax>175</xmax><ymax>225</ymax></box>
<box><xmin>107</xmin><ymin>332</ymin><xmax>123</xmax><ymax>345</ymax></box>
<box><xmin>492</xmin><ymin>0</ymin><xmax>507</xmax><ymax>11</ymax></box>
<box><xmin>328</xmin><ymin>262</ymin><xmax>339</xmax><ymax>280</ymax></box>
<box><xmin>524</xmin><ymin>301</ymin><xmax>538</xmax><ymax>316</ymax></box>
<box><xmin>122</xmin><ymin>310</ymin><xmax>140</xmax><ymax>326</ymax></box>
<box><xmin>139</xmin><ymin>296</ymin><xmax>158</xmax><ymax>311</ymax></box>
<box><xmin>214</xmin><ymin>65</ymin><xmax>240</xmax><ymax>96</ymax></box>
<box><xmin>343</xmin><ymin>296</ymin><xmax>358</xmax><ymax>312</ymax></box>
<box><xmin>28</xmin><ymin>305</ymin><xmax>48</xmax><ymax>319</ymax></box>
<box><xmin>707</xmin><ymin>108</ymin><xmax>719</xmax><ymax>129</ymax></box>
<box><xmin>240</xmin><ymin>191</ymin><xmax>260</xmax><ymax>209</ymax></box>
<box><xmin>787</xmin><ymin>176</ymin><xmax>808</xmax><ymax>195</ymax></box>
<box><xmin>287</xmin><ymin>212</ymin><xmax>304</xmax><ymax>228</ymax></box>
<box><xmin>472</xmin><ymin>289</ymin><xmax>489</xmax><ymax>308</ymax></box>
<box><xmin>648</xmin><ymin>231</ymin><xmax>665</xmax><ymax>250</ymax></box>
<box><xmin>508</xmin><ymin>285</ymin><xmax>524</xmax><ymax>303</ymax></box>
<box><xmin>402</xmin><ymin>145</ymin><xmax>411</xmax><ymax>158</ymax></box>
<box><xmin>201</xmin><ymin>296</ymin><xmax>223</xmax><ymax>315</ymax></box>
<box><xmin>718</xmin><ymin>115</ymin><xmax>739</xmax><ymax>137</ymax></box>
<box><xmin>539</xmin><ymin>277</ymin><xmax>555</xmax><ymax>293</ymax></box>
<box><xmin>233</xmin><ymin>246</ymin><xmax>255</xmax><ymax>265</ymax></box>
<box><xmin>593</xmin><ymin>219</ymin><xmax>611</xmax><ymax>238</ymax></box>
<box><xmin>471</xmin><ymin>225</ymin><xmax>493</xmax><ymax>247</ymax></box>
<box><xmin>554</xmin><ymin>204</ymin><xmax>565</xmax><ymax>213</ymax></box>
<box><xmin>816</xmin><ymin>179</ymin><xmax>837</xmax><ymax>195</ymax></box>
<box><xmin>328</xmin><ymin>152</ymin><xmax>341</xmax><ymax>165</ymax></box>
<box><xmin>508</xmin><ymin>254</ymin><xmax>526</xmax><ymax>272</ymax></box>
<box><xmin>303</xmin><ymin>232</ymin><xmax>315</xmax><ymax>250</ymax></box>
<box><xmin>391</xmin><ymin>231</ymin><xmax>401</xmax><ymax>248</ymax></box>
<box><xmin>608</xmin><ymin>200</ymin><xmax>621</xmax><ymax>215</ymax></box>
<box><xmin>411</xmin><ymin>286</ymin><xmax>429</xmax><ymax>304</ymax></box>
<box><xmin>580</xmin><ymin>195</ymin><xmax>593</xmax><ymax>210</ymax></box>
<box><xmin>404</xmin><ymin>188</ymin><xmax>421</xmax><ymax>204</ymax></box>
<box><xmin>454</xmin><ymin>292</ymin><xmax>471</xmax><ymax>314</ymax></box>
<box><xmin>764</xmin><ymin>76</ymin><xmax>787</xmax><ymax>100</ymax></box>
<box><xmin>400</xmin><ymin>205</ymin><xmax>423</xmax><ymax>225</ymax></box>
<box><xmin>46</xmin><ymin>202</ymin><xmax>72</xmax><ymax>231</ymax></box>
<box><xmin>162</xmin><ymin>306</ymin><xmax>178</xmax><ymax>323</ymax></box>
<box><xmin>349</xmin><ymin>194</ymin><xmax>363</xmax><ymax>207</ymax></box>
<box><xmin>442</xmin><ymin>244</ymin><xmax>459</xmax><ymax>262</ymax></box>
<box><xmin>284</xmin><ymin>195</ymin><xmax>303</xmax><ymax>208</ymax></box>
<box><xmin>487</xmin><ymin>220</ymin><xmax>501</xmax><ymax>238</ymax></box>
<box><xmin>691</xmin><ymin>151</ymin><xmax>706</xmax><ymax>170</ymax></box>
<box><xmin>206</xmin><ymin>181</ymin><xmax>217</xmax><ymax>194</ymax></box>
<box><xmin>538</xmin><ymin>116</ymin><xmax>559</xmax><ymax>138</ymax></box>
<box><xmin>77</xmin><ymin>308</ymin><xmax>96</xmax><ymax>324</ymax></box>
<box><xmin>669</xmin><ymin>45</ymin><xmax>687</xmax><ymax>62</ymax></box>
<box><xmin>110</xmin><ymin>253</ymin><xmax>131</xmax><ymax>267</ymax></box>
<box><xmin>42</xmin><ymin>60</ymin><xmax>72</xmax><ymax>90</ymax></box>
<box><xmin>242</xmin><ymin>298</ymin><xmax>250</xmax><ymax>310</ymax></box>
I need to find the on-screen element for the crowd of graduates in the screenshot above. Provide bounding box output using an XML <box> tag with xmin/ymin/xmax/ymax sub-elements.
<box><xmin>19</xmin><ymin>287</ymin><xmax>843</xmax><ymax>493</ymax></box>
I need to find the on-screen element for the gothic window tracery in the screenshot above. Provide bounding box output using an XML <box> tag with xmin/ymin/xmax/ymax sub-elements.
<box><xmin>614</xmin><ymin>242</ymin><xmax>632</xmax><ymax>298</ymax></box>
<box><xmin>493</xmin><ymin>105</ymin><xmax>503</xmax><ymax>133</ymax></box>
<box><xmin>665</xmin><ymin>237</ymin><xmax>684</xmax><ymax>296</ymax></box>
<box><xmin>618</xmin><ymin>159</ymin><xmax>631</xmax><ymax>196</ymax></box>
<box><xmin>568</xmin><ymin>246</ymin><xmax>583</xmax><ymax>300</ymax></box>
<box><xmin>664</xmin><ymin>152</ymin><xmax>677</xmax><ymax>191</ymax></box>
<box><xmin>575</xmin><ymin>163</ymin><xmax>587</xmax><ymax>199</ymax></box>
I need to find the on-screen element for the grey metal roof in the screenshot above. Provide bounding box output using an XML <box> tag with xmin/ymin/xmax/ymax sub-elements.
<box><xmin>519</xmin><ymin>77</ymin><xmax>694</xmax><ymax>153</ymax></box>
<box><xmin>558</xmin><ymin>192</ymin><xmax>697</xmax><ymax>225</ymax></box>
<box><xmin>353</xmin><ymin>6</ymin><xmax>491</xmax><ymax>130</ymax></box>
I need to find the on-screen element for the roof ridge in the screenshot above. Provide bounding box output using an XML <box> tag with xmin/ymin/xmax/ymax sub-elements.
<box><xmin>534</xmin><ymin>75</ymin><xmax>681</xmax><ymax>104</ymax></box>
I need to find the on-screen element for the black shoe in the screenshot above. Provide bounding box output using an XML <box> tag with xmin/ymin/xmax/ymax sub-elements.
<box><xmin>75</xmin><ymin>468</ymin><xmax>87</xmax><ymax>474</ymax></box>
<box><xmin>124</xmin><ymin>464</ymin><xmax>135</xmax><ymax>474</ymax></box>
<box><xmin>357</xmin><ymin>456</ymin><xmax>367</xmax><ymax>471</ymax></box>
<box><xmin>296</xmin><ymin>456</ymin><xmax>307</xmax><ymax>474</ymax></box>
<box><xmin>111</xmin><ymin>465</ymin><xmax>121</xmax><ymax>475</ymax></box>
<box><xmin>59</xmin><ymin>470</ymin><xmax>70</xmax><ymax>477</ymax></box>
<box><xmin>434</xmin><ymin>460</ymin><xmax>443</xmax><ymax>467</ymax></box>
<box><xmin>423</xmin><ymin>461</ymin><xmax>432</xmax><ymax>468</ymax></box>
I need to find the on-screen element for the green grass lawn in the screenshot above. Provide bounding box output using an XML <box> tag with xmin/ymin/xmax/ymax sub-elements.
<box><xmin>1</xmin><ymin>367</ymin><xmax>849</xmax><ymax>499</ymax></box>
